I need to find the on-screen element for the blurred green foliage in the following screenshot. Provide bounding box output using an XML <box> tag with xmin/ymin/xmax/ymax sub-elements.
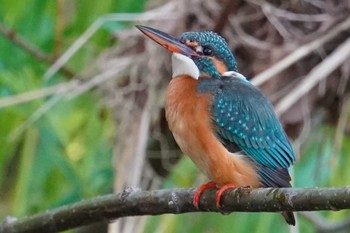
<box><xmin>0</xmin><ymin>0</ymin><xmax>143</xmax><ymax>222</ymax></box>
<box><xmin>0</xmin><ymin>1</ymin><xmax>349</xmax><ymax>233</ymax></box>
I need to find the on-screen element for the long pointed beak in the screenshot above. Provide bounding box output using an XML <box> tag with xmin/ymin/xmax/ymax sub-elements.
<box><xmin>136</xmin><ymin>25</ymin><xmax>198</xmax><ymax>57</ymax></box>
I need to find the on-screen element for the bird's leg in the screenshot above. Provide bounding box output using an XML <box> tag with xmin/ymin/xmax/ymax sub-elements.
<box><xmin>215</xmin><ymin>184</ymin><xmax>236</xmax><ymax>208</ymax></box>
<box><xmin>193</xmin><ymin>181</ymin><xmax>217</xmax><ymax>208</ymax></box>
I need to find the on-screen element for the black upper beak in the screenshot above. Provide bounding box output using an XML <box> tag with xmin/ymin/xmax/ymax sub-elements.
<box><xmin>136</xmin><ymin>25</ymin><xmax>198</xmax><ymax>57</ymax></box>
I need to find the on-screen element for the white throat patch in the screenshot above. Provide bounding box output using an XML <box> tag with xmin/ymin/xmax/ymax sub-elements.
<box><xmin>171</xmin><ymin>53</ymin><xmax>199</xmax><ymax>80</ymax></box>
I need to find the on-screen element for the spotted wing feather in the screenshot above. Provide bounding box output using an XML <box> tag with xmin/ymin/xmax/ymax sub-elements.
<box><xmin>209</xmin><ymin>77</ymin><xmax>295</xmax><ymax>187</ymax></box>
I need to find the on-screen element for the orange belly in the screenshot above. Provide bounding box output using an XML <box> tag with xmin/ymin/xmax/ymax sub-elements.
<box><xmin>165</xmin><ymin>75</ymin><xmax>260</xmax><ymax>187</ymax></box>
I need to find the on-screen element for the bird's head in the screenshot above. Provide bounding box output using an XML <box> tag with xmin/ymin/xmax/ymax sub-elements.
<box><xmin>136</xmin><ymin>25</ymin><xmax>238</xmax><ymax>80</ymax></box>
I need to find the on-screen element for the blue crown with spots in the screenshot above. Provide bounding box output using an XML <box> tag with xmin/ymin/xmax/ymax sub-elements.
<box><xmin>179</xmin><ymin>31</ymin><xmax>238</xmax><ymax>77</ymax></box>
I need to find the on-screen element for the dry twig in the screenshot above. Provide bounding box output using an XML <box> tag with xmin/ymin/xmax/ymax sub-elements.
<box><xmin>43</xmin><ymin>3</ymin><xmax>178</xmax><ymax>81</ymax></box>
<box><xmin>251</xmin><ymin>16</ymin><xmax>350</xmax><ymax>87</ymax></box>
<box><xmin>275</xmin><ymin>37</ymin><xmax>350</xmax><ymax>115</ymax></box>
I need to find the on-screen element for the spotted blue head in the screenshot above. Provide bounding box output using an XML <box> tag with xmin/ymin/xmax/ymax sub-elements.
<box><xmin>178</xmin><ymin>31</ymin><xmax>238</xmax><ymax>78</ymax></box>
<box><xmin>136</xmin><ymin>25</ymin><xmax>238</xmax><ymax>80</ymax></box>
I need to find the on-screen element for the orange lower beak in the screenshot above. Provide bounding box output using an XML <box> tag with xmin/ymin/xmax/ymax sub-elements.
<box><xmin>136</xmin><ymin>25</ymin><xmax>198</xmax><ymax>57</ymax></box>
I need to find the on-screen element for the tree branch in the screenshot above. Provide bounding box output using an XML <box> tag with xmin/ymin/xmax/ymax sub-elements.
<box><xmin>1</xmin><ymin>187</ymin><xmax>350</xmax><ymax>233</ymax></box>
<box><xmin>275</xmin><ymin>37</ymin><xmax>350</xmax><ymax>115</ymax></box>
<box><xmin>0</xmin><ymin>22</ymin><xmax>77</xmax><ymax>79</ymax></box>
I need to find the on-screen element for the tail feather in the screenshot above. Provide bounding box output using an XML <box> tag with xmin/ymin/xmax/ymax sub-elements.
<box><xmin>282</xmin><ymin>211</ymin><xmax>295</xmax><ymax>226</ymax></box>
<box><xmin>256</xmin><ymin>166</ymin><xmax>295</xmax><ymax>226</ymax></box>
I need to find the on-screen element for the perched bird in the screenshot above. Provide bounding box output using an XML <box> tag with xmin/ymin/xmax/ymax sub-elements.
<box><xmin>136</xmin><ymin>25</ymin><xmax>296</xmax><ymax>226</ymax></box>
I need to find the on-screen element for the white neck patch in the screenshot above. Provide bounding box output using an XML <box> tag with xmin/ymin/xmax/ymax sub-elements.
<box><xmin>171</xmin><ymin>53</ymin><xmax>199</xmax><ymax>80</ymax></box>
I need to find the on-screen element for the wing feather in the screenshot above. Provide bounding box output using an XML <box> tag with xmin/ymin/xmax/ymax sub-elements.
<box><xmin>210</xmin><ymin>77</ymin><xmax>295</xmax><ymax>169</ymax></box>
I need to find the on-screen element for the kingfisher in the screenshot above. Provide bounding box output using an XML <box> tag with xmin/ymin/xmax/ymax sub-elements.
<box><xmin>136</xmin><ymin>25</ymin><xmax>296</xmax><ymax>226</ymax></box>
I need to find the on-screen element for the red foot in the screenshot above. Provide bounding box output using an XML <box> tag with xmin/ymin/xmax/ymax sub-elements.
<box><xmin>193</xmin><ymin>181</ymin><xmax>217</xmax><ymax>208</ymax></box>
<box><xmin>215</xmin><ymin>184</ymin><xmax>236</xmax><ymax>208</ymax></box>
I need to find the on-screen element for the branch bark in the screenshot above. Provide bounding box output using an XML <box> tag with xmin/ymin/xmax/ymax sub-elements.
<box><xmin>1</xmin><ymin>187</ymin><xmax>350</xmax><ymax>233</ymax></box>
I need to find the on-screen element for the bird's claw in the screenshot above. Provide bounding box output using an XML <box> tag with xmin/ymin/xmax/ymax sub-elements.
<box><xmin>193</xmin><ymin>181</ymin><xmax>217</xmax><ymax>208</ymax></box>
<box><xmin>193</xmin><ymin>182</ymin><xmax>239</xmax><ymax>211</ymax></box>
<box><xmin>215</xmin><ymin>184</ymin><xmax>237</xmax><ymax>208</ymax></box>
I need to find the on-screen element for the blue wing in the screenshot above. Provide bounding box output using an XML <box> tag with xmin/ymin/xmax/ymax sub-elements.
<box><xmin>199</xmin><ymin>76</ymin><xmax>295</xmax><ymax>187</ymax></box>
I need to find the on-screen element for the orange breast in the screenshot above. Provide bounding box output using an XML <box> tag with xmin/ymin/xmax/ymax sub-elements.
<box><xmin>165</xmin><ymin>75</ymin><xmax>260</xmax><ymax>187</ymax></box>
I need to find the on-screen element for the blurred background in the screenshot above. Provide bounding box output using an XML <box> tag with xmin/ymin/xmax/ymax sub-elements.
<box><xmin>1</xmin><ymin>0</ymin><xmax>350</xmax><ymax>233</ymax></box>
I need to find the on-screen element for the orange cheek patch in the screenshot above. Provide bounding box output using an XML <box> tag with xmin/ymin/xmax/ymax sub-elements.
<box><xmin>210</xmin><ymin>58</ymin><xmax>228</xmax><ymax>75</ymax></box>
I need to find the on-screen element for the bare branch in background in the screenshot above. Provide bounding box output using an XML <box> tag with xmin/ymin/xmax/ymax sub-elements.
<box><xmin>0</xmin><ymin>23</ymin><xmax>77</xmax><ymax>79</ymax></box>
<box><xmin>301</xmin><ymin>212</ymin><xmax>350</xmax><ymax>233</ymax></box>
<box><xmin>251</xmin><ymin>16</ymin><xmax>350</xmax><ymax>87</ymax></box>
<box><xmin>0</xmin><ymin>81</ymin><xmax>78</xmax><ymax>108</ymax></box>
<box><xmin>6</xmin><ymin>56</ymin><xmax>132</xmax><ymax>140</ymax></box>
<box><xmin>43</xmin><ymin>3</ymin><xmax>178</xmax><ymax>81</ymax></box>
<box><xmin>275</xmin><ymin>37</ymin><xmax>350</xmax><ymax>115</ymax></box>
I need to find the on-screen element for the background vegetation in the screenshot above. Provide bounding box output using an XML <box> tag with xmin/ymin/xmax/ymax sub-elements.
<box><xmin>0</xmin><ymin>0</ymin><xmax>350</xmax><ymax>233</ymax></box>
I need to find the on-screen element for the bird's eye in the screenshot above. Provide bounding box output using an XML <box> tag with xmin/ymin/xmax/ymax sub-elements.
<box><xmin>202</xmin><ymin>46</ymin><xmax>213</xmax><ymax>56</ymax></box>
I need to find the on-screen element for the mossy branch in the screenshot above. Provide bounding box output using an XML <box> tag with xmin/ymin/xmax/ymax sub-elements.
<box><xmin>1</xmin><ymin>187</ymin><xmax>350</xmax><ymax>233</ymax></box>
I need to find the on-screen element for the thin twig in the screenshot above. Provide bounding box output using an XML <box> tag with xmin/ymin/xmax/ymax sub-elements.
<box><xmin>9</xmin><ymin>96</ymin><xmax>63</xmax><ymax>141</ymax></box>
<box><xmin>0</xmin><ymin>23</ymin><xmax>76</xmax><ymax>79</ymax></box>
<box><xmin>248</xmin><ymin>0</ymin><xmax>331</xmax><ymax>22</ymax></box>
<box><xmin>0</xmin><ymin>81</ymin><xmax>78</xmax><ymax>108</ymax></box>
<box><xmin>66</xmin><ymin>57</ymin><xmax>134</xmax><ymax>99</ymax></box>
<box><xmin>230</xmin><ymin>17</ymin><xmax>275</xmax><ymax>51</ymax></box>
<box><xmin>43</xmin><ymin>3</ymin><xmax>178</xmax><ymax>81</ymax></box>
<box><xmin>251</xmin><ymin>16</ymin><xmax>350</xmax><ymax>87</ymax></box>
<box><xmin>8</xmin><ymin>58</ymin><xmax>130</xmax><ymax>139</ymax></box>
<box><xmin>331</xmin><ymin>95</ymin><xmax>350</xmax><ymax>168</ymax></box>
<box><xmin>261</xmin><ymin>3</ymin><xmax>293</xmax><ymax>40</ymax></box>
<box><xmin>301</xmin><ymin>212</ymin><xmax>350</xmax><ymax>233</ymax></box>
<box><xmin>275</xmin><ymin>37</ymin><xmax>350</xmax><ymax>115</ymax></box>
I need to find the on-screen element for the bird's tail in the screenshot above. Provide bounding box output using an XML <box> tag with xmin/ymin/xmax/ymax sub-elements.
<box><xmin>282</xmin><ymin>211</ymin><xmax>295</xmax><ymax>226</ymax></box>
<box><xmin>256</xmin><ymin>166</ymin><xmax>296</xmax><ymax>225</ymax></box>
